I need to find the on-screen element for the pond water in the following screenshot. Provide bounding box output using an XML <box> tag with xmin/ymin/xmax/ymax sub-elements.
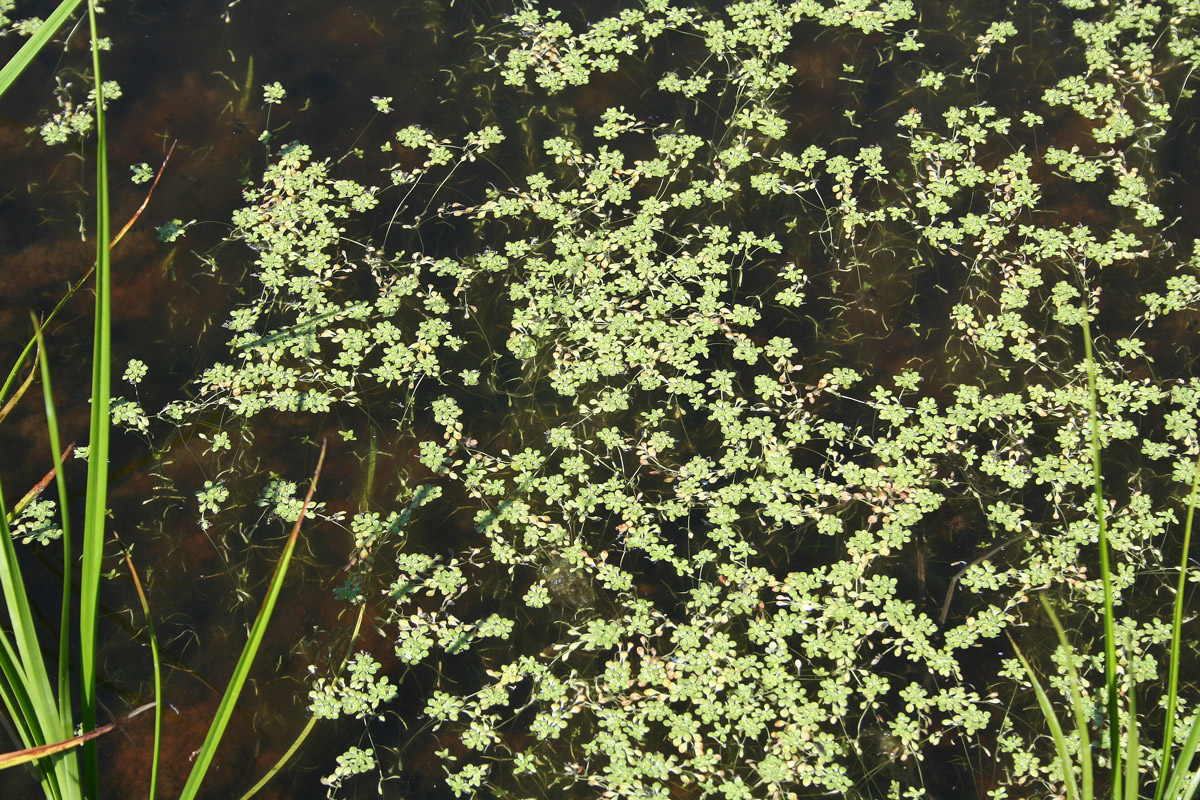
<box><xmin>1</xmin><ymin>3</ymin><xmax>473</xmax><ymax>797</ymax></box>
<box><xmin>2</xmin><ymin>1</ymin><xmax>1200</xmax><ymax>799</ymax></box>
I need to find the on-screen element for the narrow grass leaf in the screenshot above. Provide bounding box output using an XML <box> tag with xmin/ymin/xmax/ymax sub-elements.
<box><xmin>1163</xmin><ymin>714</ymin><xmax>1200</xmax><ymax>800</ymax></box>
<box><xmin>178</xmin><ymin>441</ymin><xmax>327</xmax><ymax>800</ymax></box>
<box><xmin>79</xmin><ymin>4</ymin><xmax>112</xmax><ymax>795</ymax></box>
<box><xmin>0</xmin><ymin>479</ymin><xmax>71</xmax><ymax>798</ymax></box>
<box><xmin>0</xmin><ymin>0</ymin><xmax>84</xmax><ymax>100</ymax></box>
<box><xmin>237</xmin><ymin>604</ymin><xmax>366</xmax><ymax>800</ymax></box>
<box><xmin>116</xmin><ymin>536</ymin><xmax>162</xmax><ymax>800</ymax></box>
<box><xmin>1157</xmin><ymin>450</ymin><xmax>1200</xmax><ymax>800</ymax></box>
<box><xmin>1009</xmin><ymin>632</ymin><xmax>1081</xmax><ymax>800</ymax></box>
<box><xmin>1080</xmin><ymin>303</ymin><xmax>1121</xmax><ymax>788</ymax></box>
<box><xmin>0</xmin><ymin>349</ymin><xmax>37</xmax><ymax>427</ymax></box>
<box><xmin>1041</xmin><ymin>597</ymin><xmax>1095</xmax><ymax>800</ymax></box>
<box><xmin>1124</xmin><ymin>679</ymin><xmax>1139</xmax><ymax>800</ymax></box>
<box><xmin>32</xmin><ymin>317</ymin><xmax>76</xmax><ymax>754</ymax></box>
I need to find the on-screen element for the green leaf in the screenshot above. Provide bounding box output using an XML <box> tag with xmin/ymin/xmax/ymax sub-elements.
<box><xmin>0</xmin><ymin>0</ymin><xmax>84</xmax><ymax>100</ymax></box>
<box><xmin>177</xmin><ymin>441</ymin><xmax>328</xmax><ymax>800</ymax></box>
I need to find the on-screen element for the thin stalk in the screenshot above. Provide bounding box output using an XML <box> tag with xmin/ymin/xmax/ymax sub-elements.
<box><xmin>241</xmin><ymin>431</ymin><xmax>374</xmax><ymax>799</ymax></box>
<box><xmin>0</xmin><ymin>0</ymin><xmax>84</xmax><ymax>100</ymax></box>
<box><xmin>0</xmin><ymin>349</ymin><xmax>38</xmax><ymax>428</ymax></box>
<box><xmin>0</xmin><ymin>324</ymin><xmax>84</xmax><ymax>800</ymax></box>
<box><xmin>0</xmin><ymin>703</ymin><xmax>154</xmax><ymax>771</ymax></box>
<box><xmin>80</xmin><ymin>3</ymin><xmax>112</xmax><ymax>797</ymax></box>
<box><xmin>1123</xmin><ymin>675</ymin><xmax>1139</xmax><ymax>800</ymax></box>
<box><xmin>116</xmin><ymin>536</ymin><xmax>162</xmax><ymax>800</ymax></box>
<box><xmin>1009</xmin><ymin>630</ymin><xmax>1082</xmax><ymax>800</ymax></box>
<box><xmin>0</xmin><ymin>330</ymin><xmax>77</xmax><ymax>799</ymax></box>
<box><xmin>362</xmin><ymin>428</ymin><xmax>378</xmax><ymax>513</ymax></box>
<box><xmin>1163</xmin><ymin>713</ymin><xmax>1200</xmax><ymax>800</ymax></box>
<box><xmin>1156</xmin><ymin>449</ymin><xmax>1200</xmax><ymax>800</ymax></box>
<box><xmin>177</xmin><ymin>441</ymin><xmax>328</xmax><ymax>800</ymax></box>
<box><xmin>237</xmin><ymin>604</ymin><xmax>366</xmax><ymax>800</ymax></box>
<box><xmin>1042</xmin><ymin>597</ymin><xmax>1096</xmax><ymax>800</ymax></box>
<box><xmin>1079</xmin><ymin>304</ymin><xmax>1121</xmax><ymax>793</ymax></box>
<box><xmin>32</xmin><ymin>317</ymin><xmax>76</xmax><ymax>789</ymax></box>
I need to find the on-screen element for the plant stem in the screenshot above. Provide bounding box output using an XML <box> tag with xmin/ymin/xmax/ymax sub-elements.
<box><xmin>1080</xmin><ymin>301</ymin><xmax>1121</xmax><ymax>797</ymax></box>
<box><xmin>80</xmin><ymin>2</ymin><xmax>112</xmax><ymax>795</ymax></box>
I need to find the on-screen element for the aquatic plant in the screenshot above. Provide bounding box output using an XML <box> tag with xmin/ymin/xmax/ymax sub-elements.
<box><xmin>1007</xmin><ymin>303</ymin><xmax>1200</xmax><ymax>800</ymax></box>
<box><xmin>137</xmin><ymin>0</ymin><xmax>1200</xmax><ymax>796</ymax></box>
<box><xmin>5</xmin><ymin>0</ymin><xmax>1200</xmax><ymax>797</ymax></box>
<box><xmin>0</xmin><ymin>5</ymin><xmax>110</xmax><ymax>797</ymax></box>
<box><xmin>0</xmin><ymin>5</ymin><xmax>329</xmax><ymax>799</ymax></box>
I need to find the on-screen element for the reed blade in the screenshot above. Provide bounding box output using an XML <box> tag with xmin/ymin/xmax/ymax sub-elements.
<box><xmin>0</xmin><ymin>0</ymin><xmax>84</xmax><ymax>100</ymax></box>
<box><xmin>177</xmin><ymin>441</ymin><xmax>328</xmax><ymax>800</ymax></box>
<box><xmin>79</xmin><ymin>3</ymin><xmax>113</xmax><ymax>795</ymax></box>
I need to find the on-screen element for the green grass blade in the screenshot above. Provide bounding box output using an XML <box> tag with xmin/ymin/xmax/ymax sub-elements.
<box><xmin>0</xmin><ymin>476</ymin><xmax>71</xmax><ymax>799</ymax></box>
<box><xmin>0</xmin><ymin>631</ymin><xmax>37</xmax><ymax>732</ymax></box>
<box><xmin>0</xmin><ymin>348</ymin><xmax>37</xmax><ymax>428</ymax></box>
<box><xmin>79</xmin><ymin>3</ymin><xmax>112</xmax><ymax>796</ymax></box>
<box><xmin>237</xmin><ymin>604</ymin><xmax>366</xmax><ymax>800</ymax></box>
<box><xmin>240</xmin><ymin>718</ymin><xmax>315</xmax><ymax>800</ymax></box>
<box><xmin>0</xmin><ymin>0</ymin><xmax>84</xmax><ymax>100</ymax></box>
<box><xmin>0</xmin><ymin>339</ymin><xmax>34</xmax><ymax>417</ymax></box>
<box><xmin>0</xmin><ymin>628</ymin><xmax>41</xmax><ymax>756</ymax></box>
<box><xmin>1157</xmin><ymin>449</ymin><xmax>1200</xmax><ymax>800</ymax></box>
<box><xmin>117</xmin><ymin>538</ymin><xmax>162</xmax><ymax>800</ymax></box>
<box><xmin>1163</xmin><ymin>713</ymin><xmax>1200</xmax><ymax>800</ymax></box>
<box><xmin>1184</xmin><ymin>771</ymin><xmax>1200</xmax><ymax>800</ymax></box>
<box><xmin>12</xmin><ymin>321</ymin><xmax>80</xmax><ymax>799</ymax></box>
<box><xmin>1009</xmin><ymin>631</ymin><xmax>1081</xmax><ymax>800</ymax></box>
<box><xmin>1079</xmin><ymin>301</ymin><xmax>1121</xmax><ymax>792</ymax></box>
<box><xmin>31</xmin><ymin>315</ymin><xmax>76</xmax><ymax>759</ymax></box>
<box><xmin>0</xmin><ymin>634</ymin><xmax>64</xmax><ymax>797</ymax></box>
<box><xmin>1123</xmin><ymin>677</ymin><xmax>1139</xmax><ymax>800</ymax></box>
<box><xmin>1041</xmin><ymin>597</ymin><xmax>1095</xmax><ymax>800</ymax></box>
<box><xmin>178</xmin><ymin>441</ymin><xmax>327</xmax><ymax>800</ymax></box>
